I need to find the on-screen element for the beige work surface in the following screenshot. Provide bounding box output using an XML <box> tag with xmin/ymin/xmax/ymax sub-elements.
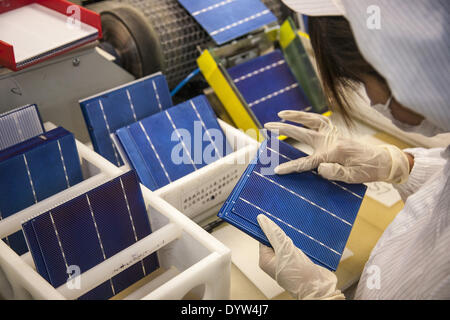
<box><xmin>227</xmin><ymin>130</ymin><xmax>412</xmax><ymax>300</ymax></box>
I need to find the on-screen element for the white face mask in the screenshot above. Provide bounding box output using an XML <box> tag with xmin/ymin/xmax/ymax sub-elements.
<box><xmin>371</xmin><ymin>95</ymin><xmax>444</xmax><ymax>137</ymax></box>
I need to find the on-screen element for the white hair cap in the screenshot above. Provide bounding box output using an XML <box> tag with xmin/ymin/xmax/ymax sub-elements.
<box><xmin>283</xmin><ymin>0</ymin><xmax>450</xmax><ymax>132</ymax></box>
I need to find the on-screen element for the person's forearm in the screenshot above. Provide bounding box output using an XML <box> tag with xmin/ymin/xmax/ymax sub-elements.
<box><xmin>404</xmin><ymin>152</ymin><xmax>414</xmax><ymax>173</ymax></box>
<box><xmin>394</xmin><ymin>148</ymin><xmax>446</xmax><ymax>201</ymax></box>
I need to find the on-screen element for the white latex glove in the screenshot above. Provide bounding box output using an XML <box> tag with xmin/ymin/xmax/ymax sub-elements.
<box><xmin>264</xmin><ymin>111</ymin><xmax>411</xmax><ymax>184</ymax></box>
<box><xmin>257</xmin><ymin>214</ymin><xmax>345</xmax><ymax>300</ymax></box>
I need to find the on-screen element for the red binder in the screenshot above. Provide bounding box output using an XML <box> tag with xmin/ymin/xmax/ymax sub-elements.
<box><xmin>0</xmin><ymin>0</ymin><xmax>102</xmax><ymax>71</ymax></box>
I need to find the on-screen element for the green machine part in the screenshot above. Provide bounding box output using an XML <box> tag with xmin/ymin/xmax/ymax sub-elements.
<box><xmin>279</xmin><ymin>18</ymin><xmax>328</xmax><ymax>113</ymax></box>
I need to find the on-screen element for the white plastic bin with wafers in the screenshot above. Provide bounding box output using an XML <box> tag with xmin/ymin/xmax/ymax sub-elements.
<box><xmin>0</xmin><ymin>122</ymin><xmax>233</xmax><ymax>300</ymax></box>
<box><xmin>114</xmin><ymin>118</ymin><xmax>260</xmax><ymax>226</ymax></box>
<box><xmin>153</xmin><ymin>119</ymin><xmax>259</xmax><ymax>225</ymax></box>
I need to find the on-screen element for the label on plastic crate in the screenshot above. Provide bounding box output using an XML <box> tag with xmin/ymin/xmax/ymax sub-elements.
<box><xmin>181</xmin><ymin>166</ymin><xmax>241</xmax><ymax>216</ymax></box>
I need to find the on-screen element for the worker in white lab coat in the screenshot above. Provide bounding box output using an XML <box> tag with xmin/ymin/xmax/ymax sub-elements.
<box><xmin>257</xmin><ymin>0</ymin><xmax>450</xmax><ymax>299</ymax></box>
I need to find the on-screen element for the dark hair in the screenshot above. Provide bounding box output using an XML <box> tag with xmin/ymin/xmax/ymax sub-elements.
<box><xmin>308</xmin><ymin>16</ymin><xmax>385</xmax><ymax>123</ymax></box>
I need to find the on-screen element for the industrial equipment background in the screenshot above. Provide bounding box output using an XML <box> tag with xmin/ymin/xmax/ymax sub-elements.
<box><xmin>87</xmin><ymin>0</ymin><xmax>290</xmax><ymax>89</ymax></box>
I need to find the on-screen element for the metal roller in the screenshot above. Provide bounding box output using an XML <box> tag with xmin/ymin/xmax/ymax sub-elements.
<box><xmin>88</xmin><ymin>0</ymin><xmax>290</xmax><ymax>89</ymax></box>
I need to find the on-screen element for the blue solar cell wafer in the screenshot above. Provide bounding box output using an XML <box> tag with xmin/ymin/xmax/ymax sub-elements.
<box><xmin>0</xmin><ymin>127</ymin><xmax>83</xmax><ymax>255</ymax></box>
<box><xmin>0</xmin><ymin>104</ymin><xmax>44</xmax><ymax>151</ymax></box>
<box><xmin>178</xmin><ymin>0</ymin><xmax>277</xmax><ymax>45</ymax></box>
<box><xmin>22</xmin><ymin>170</ymin><xmax>159</xmax><ymax>300</ymax></box>
<box><xmin>218</xmin><ymin>138</ymin><xmax>366</xmax><ymax>271</ymax></box>
<box><xmin>227</xmin><ymin>49</ymin><xmax>315</xmax><ymax>127</ymax></box>
<box><xmin>115</xmin><ymin>95</ymin><xmax>232</xmax><ymax>191</ymax></box>
<box><xmin>80</xmin><ymin>73</ymin><xmax>173</xmax><ymax>166</ymax></box>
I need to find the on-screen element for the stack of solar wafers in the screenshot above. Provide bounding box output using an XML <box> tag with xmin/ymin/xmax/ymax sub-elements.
<box><xmin>0</xmin><ymin>105</ymin><xmax>83</xmax><ymax>255</ymax></box>
<box><xmin>218</xmin><ymin>138</ymin><xmax>367</xmax><ymax>271</ymax></box>
<box><xmin>80</xmin><ymin>73</ymin><xmax>233</xmax><ymax>192</ymax></box>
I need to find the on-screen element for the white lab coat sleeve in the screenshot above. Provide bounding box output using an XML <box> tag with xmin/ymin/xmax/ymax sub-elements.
<box><xmin>393</xmin><ymin>147</ymin><xmax>447</xmax><ymax>202</ymax></box>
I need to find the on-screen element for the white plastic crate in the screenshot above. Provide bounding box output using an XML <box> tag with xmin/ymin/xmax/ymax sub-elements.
<box><xmin>0</xmin><ymin>122</ymin><xmax>232</xmax><ymax>300</ymax></box>
<box><xmin>114</xmin><ymin>119</ymin><xmax>260</xmax><ymax>225</ymax></box>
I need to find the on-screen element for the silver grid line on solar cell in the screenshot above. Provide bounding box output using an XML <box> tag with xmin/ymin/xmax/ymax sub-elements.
<box><xmin>23</xmin><ymin>154</ymin><xmax>39</xmax><ymax>204</ymax></box>
<box><xmin>253</xmin><ymin>171</ymin><xmax>352</xmax><ymax>226</ymax></box>
<box><xmin>13</xmin><ymin>116</ymin><xmax>24</xmax><ymax>140</ymax></box>
<box><xmin>126</xmin><ymin>90</ymin><xmax>138</xmax><ymax>122</ymax></box>
<box><xmin>118</xmin><ymin>177</ymin><xmax>147</xmax><ymax>275</ymax></box>
<box><xmin>137</xmin><ymin>122</ymin><xmax>172</xmax><ymax>184</ymax></box>
<box><xmin>209</xmin><ymin>9</ymin><xmax>272</xmax><ymax>36</ymax></box>
<box><xmin>86</xmin><ymin>194</ymin><xmax>108</xmax><ymax>260</ymax></box>
<box><xmin>152</xmin><ymin>80</ymin><xmax>164</xmax><ymax>112</ymax></box>
<box><xmin>164</xmin><ymin>110</ymin><xmax>197</xmax><ymax>170</ymax></box>
<box><xmin>86</xmin><ymin>193</ymin><xmax>117</xmax><ymax>295</ymax></box>
<box><xmin>56</xmin><ymin>140</ymin><xmax>71</xmax><ymax>189</ymax></box>
<box><xmin>233</xmin><ymin>59</ymin><xmax>285</xmax><ymax>83</ymax></box>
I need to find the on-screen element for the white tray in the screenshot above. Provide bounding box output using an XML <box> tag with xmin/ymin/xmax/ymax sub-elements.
<box><xmin>0</xmin><ymin>122</ymin><xmax>231</xmax><ymax>300</ymax></box>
